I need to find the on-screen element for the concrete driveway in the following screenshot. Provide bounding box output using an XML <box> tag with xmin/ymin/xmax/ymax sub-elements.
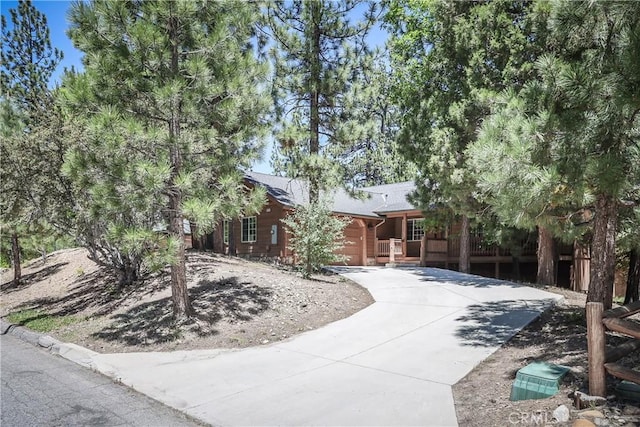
<box><xmin>83</xmin><ymin>267</ymin><xmax>562</xmax><ymax>427</ymax></box>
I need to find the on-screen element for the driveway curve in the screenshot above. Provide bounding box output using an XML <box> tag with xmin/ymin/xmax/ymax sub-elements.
<box><xmin>88</xmin><ymin>267</ymin><xmax>562</xmax><ymax>427</ymax></box>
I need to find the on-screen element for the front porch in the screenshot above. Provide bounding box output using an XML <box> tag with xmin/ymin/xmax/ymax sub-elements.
<box><xmin>373</xmin><ymin>214</ymin><xmax>538</xmax><ymax>271</ymax></box>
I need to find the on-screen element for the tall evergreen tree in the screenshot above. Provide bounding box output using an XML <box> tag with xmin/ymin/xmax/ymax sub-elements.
<box><xmin>467</xmin><ymin>83</ymin><xmax>585</xmax><ymax>286</ymax></box>
<box><xmin>267</xmin><ymin>0</ymin><xmax>378</xmax><ymax>275</ymax></box>
<box><xmin>543</xmin><ymin>1</ymin><xmax>640</xmax><ymax>308</ymax></box>
<box><xmin>63</xmin><ymin>0</ymin><xmax>269</xmax><ymax>319</ymax></box>
<box><xmin>467</xmin><ymin>1</ymin><xmax>640</xmax><ymax>305</ymax></box>
<box><xmin>326</xmin><ymin>50</ymin><xmax>416</xmax><ymax>187</ymax></box>
<box><xmin>267</xmin><ymin>0</ymin><xmax>379</xmax><ymax>199</ymax></box>
<box><xmin>1</xmin><ymin>0</ymin><xmax>63</xmax><ymax>284</ymax></box>
<box><xmin>385</xmin><ymin>0</ymin><xmax>546</xmax><ymax>273</ymax></box>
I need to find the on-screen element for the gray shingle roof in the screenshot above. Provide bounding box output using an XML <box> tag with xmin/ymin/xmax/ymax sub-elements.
<box><xmin>360</xmin><ymin>181</ymin><xmax>417</xmax><ymax>214</ymax></box>
<box><xmin>245</xmin><ymin>171</ymin><xmax>418</xmax><ymax>218</ymax></box>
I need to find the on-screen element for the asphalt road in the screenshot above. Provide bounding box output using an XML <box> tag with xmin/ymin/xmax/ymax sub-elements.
<box><xmin>1</xmin><ymin>333</ymin><xmax>204</xmax><ymax>426</ymax></box>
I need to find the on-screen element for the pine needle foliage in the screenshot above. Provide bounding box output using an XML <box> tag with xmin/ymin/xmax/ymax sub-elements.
<box><xmin>267</xmin><ymin>0</ymin><xmax>379</xmax><ymax>199</ymax></box>
<box><xmin>61</xmin><ymin>0</ymin><xmax>270</xmax><ymax>319</ymax></box>
<box><xmin>539</xmin><ymin>0</ymin><xmax>640</xmax><ymax>307</ymax></box>
<box><xmin>1</xmin><ymin>0</ymin><xmax>65</xmax><ymax>284</ymax></box>
<box><xmin>385</xmin><ymin>0</ymin><xmax>548</xmax><ymax>272</ymax></box>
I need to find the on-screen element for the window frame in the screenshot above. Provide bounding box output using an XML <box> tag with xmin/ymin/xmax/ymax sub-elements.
<box><xmin>241</xmin><ymin>216</ymin><xmax>257</xmax><ymax>243</ymax></box>
<box><xmin>407</xmin><ymin>218</ymin><xmax>425</xmax><ymax>242</ymax></box>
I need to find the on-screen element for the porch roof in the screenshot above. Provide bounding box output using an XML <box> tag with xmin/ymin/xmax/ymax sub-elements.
<box><xmin>360</xmin><ymin>181</ymin><xmax>416</xmax><ymax>214</ymax></box>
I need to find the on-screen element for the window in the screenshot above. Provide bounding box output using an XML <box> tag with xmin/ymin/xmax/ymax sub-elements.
<box><xmin>407</xmin><ymin>219</ymin><xmax>425</xmax><ymax>242</ymax></box>
<box><xmin>241</xmin><ymin>217</ymin><xmax>257</xmax><ymax>243</ymax></box>
<box><xmin>223</xmin><ymin>220</ymin><xmax>230</xmax><ymax>245</ymax></box>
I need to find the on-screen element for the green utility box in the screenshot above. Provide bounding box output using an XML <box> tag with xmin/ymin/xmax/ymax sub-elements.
<box><xmin>510</xmin><ymin>362</ymin><xmax>570</xmax><ymax>401</ymax></box>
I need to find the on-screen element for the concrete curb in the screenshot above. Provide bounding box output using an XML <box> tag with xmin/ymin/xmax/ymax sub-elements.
<box><xmin>1</xmin><ymin>318</ymin><xmax>62</xmax><ymax>351</ymax></box>
<box><xmin>1</xmin><ymin>318</ymin><xmax>111</xmax><ymax>372</ymax></box>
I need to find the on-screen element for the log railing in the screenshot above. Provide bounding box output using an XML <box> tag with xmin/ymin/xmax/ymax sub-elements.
<box><xmin>587</xmin><ymin>301</ymin><xmax>640</xmax><ymax>396</ymax></box>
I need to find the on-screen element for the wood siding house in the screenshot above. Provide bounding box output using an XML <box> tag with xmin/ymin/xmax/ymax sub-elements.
<box><xmin>194</xmin><ymin>172</ymin><xmax>584</xmax><ymax>287</ymax></box>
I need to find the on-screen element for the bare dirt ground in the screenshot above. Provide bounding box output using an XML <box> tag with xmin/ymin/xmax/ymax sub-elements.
<box><xmin>0</xmin><ymin>248</ymin><xmax>373</xmax><ymax>353</ymax></box>
<box><xmin>454</xmin><ymin>286</ymin><xmax>640</xmax><ymax>427</ymax></box>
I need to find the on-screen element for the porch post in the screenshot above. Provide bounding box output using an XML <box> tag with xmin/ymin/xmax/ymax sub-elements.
<box><xmin>389</xmin><ymin>238</ymin><xmax>396</xmax><ymax>263</ymax></box>
<box><xmin>402</xmin><ymin>214</ymin><xmax>407</xmax><ymax>259</ymax></box>
<box><xmin>420</xmin><ymin>234</ymin><xmax>427</xmax><ymax>267</ymax></box>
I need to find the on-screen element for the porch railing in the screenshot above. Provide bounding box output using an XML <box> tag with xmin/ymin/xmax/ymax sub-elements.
<box><xmin>447</xmin><ymin>235</ymin><xmax>537</xmax><ymax>258</ymax></box>
<box><xmin>377</xmin><ymin>239</ymin><xmax>403</xmax><ymax>257</ymax></box>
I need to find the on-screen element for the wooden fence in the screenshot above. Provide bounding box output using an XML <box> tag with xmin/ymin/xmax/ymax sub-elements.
<box><xmin>587</xmin><ymin>301</ymin><xmax>640</xmax><ymax>396</ymax></box>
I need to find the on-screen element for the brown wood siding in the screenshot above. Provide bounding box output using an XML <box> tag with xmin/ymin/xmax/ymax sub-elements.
<box><xmin>340</xmin><ymin>220</ymin><xmax>364</xmax><ymax>266</ymax></box>
<box><xmin>233</xmin><ymin>199</ymin><xmax>288</xmax><ymax>258</ymax></box>
<box><xmin>366</xmin><ymin>220</ymin><xmax>375</xmax><ymax>258</ymax></box>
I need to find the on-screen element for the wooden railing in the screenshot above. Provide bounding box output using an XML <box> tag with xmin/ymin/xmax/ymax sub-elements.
<box><xmin>587</xmin><ymin>301</ymin><xmax>640</xmax><ymax>396</ymax></box>
<box><xmin>377</xmin><ymin>239</ymin><xmax>390</xmax><ymax>257</ymax></box>
<box><xmin>447</xmin><ymin>235</ymin><xmax>537</xmax><ymax>258</ymax></box>
<box><xmin>426</xmin><ymin>239</ymin><xmax>448</xmax><ymax>254</ymax></box>
<box><xmin>376</xmin><ymin>239</ymin><xmax>403</xmax><ymax>259</ymax></box>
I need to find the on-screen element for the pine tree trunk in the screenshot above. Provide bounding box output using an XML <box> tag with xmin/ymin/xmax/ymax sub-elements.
<box><xmin>536</xmin><ymin>226</ymin><xmax>557</xmax><ymax>285</ymax></box>
<box><xmin>459</xmin><ymin>215</ymin><xmax>470</xmax><ymax>273</ymax></box>
<box><xmin>308</xmin><ymin>0</ymin><xmax>321</xmax><ymax>204</ymax></box>
<box><xmin>118</xmin><ymin>258</ymin><xmax>138</xmax><ymax>287</ymax></box>
<box><xmin>11</xmin><ymin>232</ymin><xmax>21</xmax><ymax>284</ymax></box>
<box><xmin>167</xmin><ymin>11</ymin><xmax>193</xmax><ymax>320</ymax></box>
<box><xmin>588</xmin><ymin>193</ymin><xmax>618</xmax><ymax>309</ymax></box>
<box><xmin>624</xmin><ymin>249</ymin><xmax>640</xmax><ymax>304</ymax></box>
<box><xmin>420</xmin><ymin>234</ymin><xmax>427</xmax><ymax>267</ymax></box>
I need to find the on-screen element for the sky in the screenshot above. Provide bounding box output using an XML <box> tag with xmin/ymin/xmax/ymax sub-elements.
<box><xmin>1</xmin><ymin>0</ymin><xmax>389</xmax><ymax>175</ymax></box>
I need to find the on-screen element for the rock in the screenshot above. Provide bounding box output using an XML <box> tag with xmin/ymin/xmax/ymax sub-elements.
<box><xmin>554</xmin><ymin>405</ymin><xmax>571</xmax><ymax>423</ymax></box>
<box><xmin>594</xmin><ymin>418</ymin><xmax>609</xmax><ymax>426</ymax></box>
<box><xmin>622</xmin><ymin>405</ymin><xmax>640</xmax><ymax>415</ymax></box>
<box><xmin>579</xmin><ymin>410</ymin><xmax>605</xmax><ymax>419</ymax></box>
<box><xmin>575</xmin><ymin>391</ymin><xmax>608</xmax><ymax>409</ymax></box>
<box><xmin>573</xmin><ymin>420</ymin><xmax>596</xmax><ymax>427</ymax></box>
<box><xmin>261</xmin><ymin>339</ymin><xmax>269</xmax><ymax>344</ymax></box>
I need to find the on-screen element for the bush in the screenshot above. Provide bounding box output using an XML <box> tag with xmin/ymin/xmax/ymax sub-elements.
<box><xmin>281</xmin><ymin>199</ymin><xmax>351</xmax><ymax>278</ymax></box>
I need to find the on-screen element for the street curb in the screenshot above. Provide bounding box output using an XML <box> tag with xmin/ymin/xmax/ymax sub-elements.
<box><xmin>0</xmin><ymin>318</ymin><xmax>101</xmax><ymax>367</ymax></box>
<box><xmin>1</xmin><ymin>317</ymin><xmax>210</xmax><ymax>426</ymax></box>
<box><xmin>1</xmin><ymin>318</ymin><xmax>63</xmax><ymax>350</ymax></box>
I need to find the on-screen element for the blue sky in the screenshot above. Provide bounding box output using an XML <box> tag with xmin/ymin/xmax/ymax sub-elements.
<box><xmin>2</xmin><ymin>1</ymin><xmax>388</xmax><ymax>175</ymax></box>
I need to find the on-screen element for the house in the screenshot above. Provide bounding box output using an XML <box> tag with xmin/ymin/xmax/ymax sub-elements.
<box><xmin>191</xmin><ymin>171</ymin><xmax>580</xmax><ymax>285</ymax></box>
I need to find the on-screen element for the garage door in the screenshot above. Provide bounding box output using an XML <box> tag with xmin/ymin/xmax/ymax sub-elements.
<box><xmin>340</xmin><ymin>221</ymin><xmax>364</xmax><ymax>266</ymax></box>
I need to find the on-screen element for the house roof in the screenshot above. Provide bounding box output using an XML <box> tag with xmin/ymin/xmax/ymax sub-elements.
<box><xmin>245</xmin><ymin>171</ymin><xmax>418</xmax><ymax>218</ymax></box>
<box><xmin>360</xmin><ymin>181</ymin><xmax>417</xmax><ymax>214</ymax></box>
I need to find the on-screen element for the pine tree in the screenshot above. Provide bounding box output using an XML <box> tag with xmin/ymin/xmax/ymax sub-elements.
<box><xmin>467</xmin><ymin>84</ymin><xmax>584</xmax><ymax>286</ymax></box>
<box><xmin>267</xmin><ymin>0</ymin><xmax>378</xmax><ymax>275</ymax></box>
<box><xmin>267</xmin><ymin>0</ymin><xmax>379</xmax><ymax>200</ymax></box>
<box><xmin>62</xmin><ymin>0</ymin><xmax>269</xmax><ymax>319</ymax></box>
<box><xmin>385</xmin><ymin>0</ymin><xmax>546</xmax><ymax>273</ymax></box>
<box><xmin>1</xmin><ymin>0</ymin><xmax>63</xmax><ymax>284</ymax></box>
<box><xmin>537</xmin><ymin>1</ymin><xmax>639</xmax><ymax>308</ymax></box>
<box><xmin>326</xmin><ymin>50</ymin><xmax>416</xmax><ymax>187</ymax></box>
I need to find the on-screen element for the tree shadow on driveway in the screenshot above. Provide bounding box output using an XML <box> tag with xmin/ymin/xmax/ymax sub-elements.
<box><xmin>92</xmin><ymin>277</ymin><xmax>272</xmax><ymax>346</ymax></box>
<box><xmin>454</xmin><ymin>299</ymin><xmax>556</xmax><ymax>347</ymax></box>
